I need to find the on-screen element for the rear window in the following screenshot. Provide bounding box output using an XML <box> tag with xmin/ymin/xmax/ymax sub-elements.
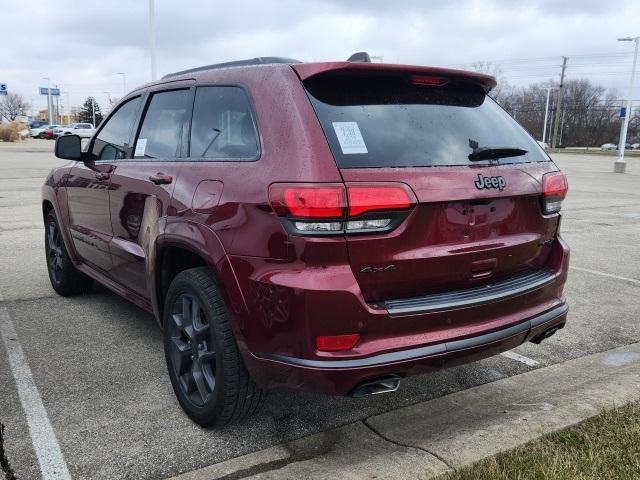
<box><xmin>305</xmin><ymin>75</ymin><xmax>548</xmax><ymax>168</ymax></box>
<box><xmin>189</xmin><ymin>86</ymin><xmax>259</xmax><ymax>160</ymax></box>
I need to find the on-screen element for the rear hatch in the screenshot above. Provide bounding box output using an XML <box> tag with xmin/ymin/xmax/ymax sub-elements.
<box><xmin>298</xmin><ymin>65</ymin><xmax>561</xmax><ymax>302</ymax></box>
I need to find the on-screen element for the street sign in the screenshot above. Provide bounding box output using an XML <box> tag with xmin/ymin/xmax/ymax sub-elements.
<box><xmin>39</xmin><ymin>87</ymin><xmax>60</xmax><ymax>96</ymax></box>
<box><xmin>0</xmin><ymin>83</ymin><xmax>7</xmax><ymax>95</ymax></box>
<box><xmin>620</xmin><ymin>107</ymin><xmax>626</xmax><ymax>118</ymax></box>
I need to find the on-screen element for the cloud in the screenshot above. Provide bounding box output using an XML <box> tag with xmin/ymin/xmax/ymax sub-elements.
<box><xmin>2</xmin><ymin>0</ymin><xmax>639</xmax><ymax>113</ymax></box>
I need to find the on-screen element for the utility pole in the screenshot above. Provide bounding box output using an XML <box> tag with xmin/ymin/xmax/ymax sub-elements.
<box><xmin>149</xmin><ymin>0</ymin><xmax>157</xmax><ymax>80</ymax></box>
<box><xmin>551</xmin><ymin>57</ymin><xmax>567</xmax><ymax>149</ymax></box>
<box><xmin>559</xmin><ymin>109</ymin><xmax>566</xmax><ymax>145</ymax></box>
<box><xmin>542</xmin><ymin>87</ymin><xmax>554</xmax><ymax>143</ymax></box>
<box><xmin>92</xmin><ymin>98</ymin><xmax>96</xmax><ymax>126</ymax></box>
<box><xmin>615</xmin><ymin>36</ymin><xmax>639</xmax><ymax>173</ymax></box>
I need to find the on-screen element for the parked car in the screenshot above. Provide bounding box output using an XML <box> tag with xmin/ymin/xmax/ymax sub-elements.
<box><xmin>632</xmin><ymin>143</ymin><xmax>640</xmax><ymax>150</ymax></box>
<box><xmin>29</xmin><ymin>120</ymin><xmax>49</xmax><ymax>129</ymax></box>
<box><xmin>30</xmin><ymin>124</ymin><xmax>61</xmax><ymax>138</ymax></box>
<box><xmin>30</xmin><ymin>124</ymin><xmax>50</xmax><ymax>138</ymax></box>
<box><xmin>41</xmin><ymin>125</ymin><xmax>63</xmax><ymax>140</ymax></box>
<box><xmin>44</xmin><ymin>55</ymin><xmax>570</xmax><ymax>427</ymax></box>
<box><xmin>53</xmin><ymin>123</ymin><xmax>96</xmax><ymax>138</ymax></box>
<box><xmin>601</xmin><ymin>143</ymin><xmax>617</xmax><ymax>151</ymax></box>
<box><xmin>536</xmin><ymin>140</ymin><xmax>549</xmax><ymax>150</ymax></box>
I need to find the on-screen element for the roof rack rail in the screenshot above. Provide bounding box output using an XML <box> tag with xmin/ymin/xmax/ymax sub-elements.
<box><xmin>162</xmin><ymin>57</ymin><xmax>302</xmax><ymax>79</ymax></box>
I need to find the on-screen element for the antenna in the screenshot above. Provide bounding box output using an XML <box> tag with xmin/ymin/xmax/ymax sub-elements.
<box><xmin>347</xmin><ymin>52</ymin><xmax>372</xmax><ymax>63</ymax></box>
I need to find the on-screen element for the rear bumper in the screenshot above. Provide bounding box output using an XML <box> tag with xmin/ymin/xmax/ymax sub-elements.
<box><xmin>231</xmin><ymin>235</ymin><xmax>569</xmax><ymax>395</ymax></box>
<box><xmin>248</xmin><ymin>302</ymin><xmax>567</xmax><ymax>395</ymax></box>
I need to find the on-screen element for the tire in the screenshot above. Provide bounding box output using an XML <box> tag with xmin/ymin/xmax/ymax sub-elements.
<box><xmin>44</xmin><ymin>210</ymin><xmax>92</xmax><ymax>296</ymax></box>
<box><xmin>38</xmin><ymin>133</ymin><xmax>45</xmax><ymax>139</ymax></box>
<box><xmin>163</xmin><ymin>267</ymin><xmax>265</xmax><ymax>427</ymax></box>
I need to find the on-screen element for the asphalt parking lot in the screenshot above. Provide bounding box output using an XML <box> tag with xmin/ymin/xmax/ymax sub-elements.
<box><xmin>1</xmin><ymin>140</ymin><xmax>639</xmax><ymax>480</ymax></box>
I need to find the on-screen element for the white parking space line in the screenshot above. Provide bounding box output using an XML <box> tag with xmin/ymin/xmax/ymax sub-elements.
<box><xmin>570</xmin><ymin>266</ymin><xmax>640</xmax><ymax>286</ymax></box>
<box><xmin>0</xmin><ymin>304</ymin><xmax>72</xmax><ymax>480</ymax></box>
<box><xmin>500</xmin><ymin>350</ymin><xmax>540</xmax><ymax>367</ymax></box>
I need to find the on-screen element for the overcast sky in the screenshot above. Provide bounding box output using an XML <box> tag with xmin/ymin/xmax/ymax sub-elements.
<box><xmin>2</xmin><ymin>0</ymin><xmax>640</xmax><ymax>115</ymax></box>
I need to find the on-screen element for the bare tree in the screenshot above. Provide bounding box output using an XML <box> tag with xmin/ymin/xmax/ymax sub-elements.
<box><xmin>628</xmin><ymin>108</ymin><xmax>640</xmax><ymax>144</ymax></box>
<box><xmin>470</xmin><ymin>61</ymin><xmax>513</xmax><ymax>104</ymax></box>
<box><xmin>0</xmin><ymin>93</ymin><xmax>30</xmax><ymax>121</ymax></box>
<box><xmin>495</xmin><ymin>79</ymin><xmax>623</xmax><ymax>146</ymax></box>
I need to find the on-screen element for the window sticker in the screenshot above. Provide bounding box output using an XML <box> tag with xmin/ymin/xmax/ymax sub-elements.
<box><xmin>134</xmin><ymin>138</ymin><xmax>147</xmax><ymax>157</ymax></box>
<box><xmin>332</xmin><ymin>122</ymin><xmax>368</xmax><ymax>154</ymax></box>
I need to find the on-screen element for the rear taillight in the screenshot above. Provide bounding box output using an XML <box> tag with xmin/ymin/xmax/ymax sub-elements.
<box><xmin>541</xmin><ymin>171</ymin><xmax>568</xmax><ymax>214</ymax></box>
<box><xmin>348</xmin><ymin>185</ymin><xmax>413</xmax><ymax>216</ymax></box>
<box><xmin>269</xmin><ymin>183</ymin><xmax>416</xmax><ymax>235</ymax></box>
<box><xmin>272</xmin><ymin>184</ymin><xmax>346</xmax><ymax>219</ymax></box>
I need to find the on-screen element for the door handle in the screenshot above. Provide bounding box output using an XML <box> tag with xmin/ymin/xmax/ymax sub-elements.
<box><xmin>149</xmin><ymin>173</ymin><xmax>173</xmax><ymax>185</ymax></box>
<box><xmin>94</xmin><ymin>171</ymin><xmax>111</xmax><ymax>181</ymax></box>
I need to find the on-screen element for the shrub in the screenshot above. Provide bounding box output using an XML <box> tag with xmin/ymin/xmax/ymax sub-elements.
<box><xmin>0</xmin><ymin>122</ymin><xmax>28</xmax><ymax>142</ymax></box>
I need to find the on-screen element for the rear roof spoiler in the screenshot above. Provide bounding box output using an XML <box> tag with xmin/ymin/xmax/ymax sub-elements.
<box><xmin>292</xmin><ymin>62</ymin><xmax>497</xmax><ymax>92</ymax></box>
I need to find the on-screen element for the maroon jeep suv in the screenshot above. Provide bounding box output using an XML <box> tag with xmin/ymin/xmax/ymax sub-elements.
<box><xmin>43</xmin><ymin>55</ymin><xmax>569</xmax><ymax>427</ymax></box>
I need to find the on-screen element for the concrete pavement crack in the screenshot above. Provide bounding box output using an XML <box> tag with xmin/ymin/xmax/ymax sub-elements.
<box><xmin>362</xmin><ymin>417</ymin><xmax>453</xmax><ymax>470</ymax></box>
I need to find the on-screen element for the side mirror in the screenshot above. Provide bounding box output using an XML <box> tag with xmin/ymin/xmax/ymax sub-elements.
<box><xmin>55</xmin><ymin>134</ymin><xmax>83</xmax><ymax>161</ymax></box>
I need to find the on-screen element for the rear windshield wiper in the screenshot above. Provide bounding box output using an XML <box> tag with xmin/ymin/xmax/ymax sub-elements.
<box><xmin>468</xmin><ymin>146</ymin><xmax>528</xmax><ymax>161</ymax></box>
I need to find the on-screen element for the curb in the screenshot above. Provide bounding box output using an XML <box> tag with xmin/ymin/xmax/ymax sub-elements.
<box><xmin>168</xmin><ymin>342</ymin><xmax>640</xmax><ymax>479</ymax></box>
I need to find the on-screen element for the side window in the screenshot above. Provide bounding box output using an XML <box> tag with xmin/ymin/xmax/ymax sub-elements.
<box><xmin>189</xmin><ymin>86</ymin><xmax>259</xmax><ymax>160</ymax></box>
<box><xmin>91</xmin><ymin>97</ymin><xmax>141</xmax><ymax>160</ymax></box>
<box><xmin>135</xmin><ymin>89</ymin><xmax>190</xmax><ymax>159</ymax></box>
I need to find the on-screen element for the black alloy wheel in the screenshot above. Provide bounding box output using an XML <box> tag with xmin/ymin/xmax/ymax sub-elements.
<box><xmin>167</xmin><ymin>293</ymin><xmax>217</xmax><ymax>407</ymax></box>
<box><xmin>46</xmin><ymin>220</ymin><xmax>64</xmax><ymax>285</ymax></box>
<box><xmin>163</xmin><ymin>267</ymin><xmax>265</xmax><ymax>427</ymax></box>
<box><xmin>44</xmin><ymin>210</ymin><xmax>91</xmax><ymax>296</ymax></box>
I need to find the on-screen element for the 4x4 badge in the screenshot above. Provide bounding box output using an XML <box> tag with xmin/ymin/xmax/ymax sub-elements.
<box><xmin>474</xmin><ymin>174</ymin><xmax>506</xmax><ymax>191</ymax></box>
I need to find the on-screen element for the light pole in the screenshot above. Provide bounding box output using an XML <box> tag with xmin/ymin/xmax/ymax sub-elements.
<box><xmin>116</xmin><ymin>72</ymin><xmax>126</xmax><ymax>96</ymax></box>
<box><xmin>615</xmin><ymin>36</ymin><xmax>640</xmax><ymax>173</ymax></box>
<box><xmin>63</xmin><ymin>91</ymin><xmax>70</xmax><ymax>123</ymax></box>
<box><xmin>148</xmin><ymin>0</ymin><xmax>157</xmax><ymax>80</ymax></box>
<box><xmin>542</xmin><ymin>87</ymin><xmax>555</xmax><ymax>144</ymax></box>
<box><xmin>54</xmin><ymin>84</ymin><xmax>60</xmax><ymax>124</ymax></box>
<box><xmin>92</xmin><ymin>98</ymin><xmax>96</xmax><ymax>126</ymax></box>
<box><xmin>42</xmin><ymin>77</ymin><xmax>51</xmax><ymax>125</ymax></box>
<box><xmin>104</xmin><ymin>92</ymin><xmax>112</xmax><ymax>113</ymax></box>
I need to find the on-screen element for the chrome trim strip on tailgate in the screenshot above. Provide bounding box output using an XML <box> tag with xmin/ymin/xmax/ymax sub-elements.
<box><xmin>383</xmin><ymin>270</ymin><xmax>558</xmax><ymax>316</ymax></box>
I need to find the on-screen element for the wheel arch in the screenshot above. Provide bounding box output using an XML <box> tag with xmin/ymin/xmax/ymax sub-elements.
<box><xmin>155</xmin><ymin>244</ymin><xmax>209</xmax><ymax>323</ymax></box>
<box><xmin>153</xmin><ymin>226</ymin><xmax>249</xmax><ymax>331</ymax></box>
<box><xmin>42</xmin><ymin>199</ymin><xmax>55</xmax><ymax>220</ymax></box>
<box><xmin>41</xmin><ymin>189</ymin><xmax>79</xmax><ymax>264</ymax></box>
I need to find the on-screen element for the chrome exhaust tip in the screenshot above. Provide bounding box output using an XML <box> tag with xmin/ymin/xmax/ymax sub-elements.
<box><xmin>530</xmin><ymin>322</ymin><xmax>565</xmax><ymax>344</ymax></box>
<box><xmin>349</xmin><ymin>375</ymin><xmax>401</xmax><ymax>398</ymax></box>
